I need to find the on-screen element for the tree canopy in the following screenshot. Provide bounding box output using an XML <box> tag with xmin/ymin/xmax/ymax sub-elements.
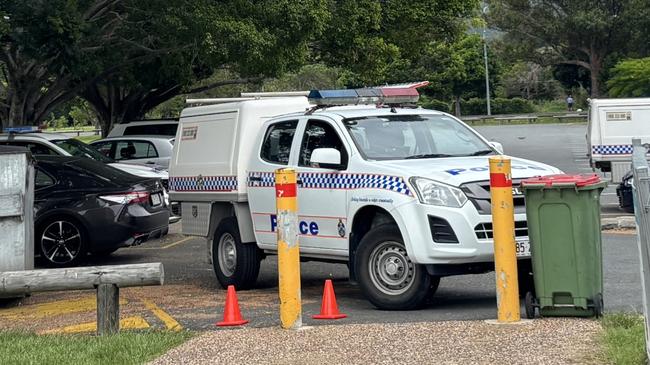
<box><xmin>607</xmin><ymin>57</ymin><xmax>650</xmax><ymax>97</ymax></box>
<box><xmin>1</xmin><ymin>0</ymin><xmax>481</xmax><ymax>133</ymax></box>
<box><xmin>487</xmin><ymin>0</ymin><xmax>650</xmax><ymax>97</ymax></box>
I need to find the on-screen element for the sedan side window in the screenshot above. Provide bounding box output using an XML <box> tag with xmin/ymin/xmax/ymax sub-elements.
<box><xmin>115</xmin><ymin>141</ymin><xmax>158</xmax><ymax>160</ymax></box>
<box><xmin>93</xmin><ymin>141</ymin><xmax>114</xmax><ymax>159</ymax></box>
<box><xmin>34</xmin><ymin>168</ymin><xmax>56</xmax><ymax>189</ymax></box>
<box><xmin>260</xmin><ymin>120</ymin><xmax>298</xmax><ymax>165</ymax></box>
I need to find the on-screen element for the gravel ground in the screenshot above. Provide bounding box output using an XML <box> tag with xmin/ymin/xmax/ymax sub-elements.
<box><xmin>150</xmin><ymin>318</ymin><xmax>602</xmax><ymax>365</ymax></box>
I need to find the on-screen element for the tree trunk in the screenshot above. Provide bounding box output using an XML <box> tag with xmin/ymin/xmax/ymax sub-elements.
<box><xmin>0</xmin><ymin>52</ymin><xmax>75</xmax><ymax>129</ymax></box>
<box><xmin>454</xmin><ymin>96</ymin><xmax>461</xmax><ymax>117</ymax></box>
<box><xmin>589</xmin><ymin>56</ymin><xmax>602</xmax><ymax>98</ymax></box>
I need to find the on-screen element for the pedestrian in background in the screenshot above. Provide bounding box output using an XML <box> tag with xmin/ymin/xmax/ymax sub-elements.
<box><xmin>566</xmin><ymin>95</ymin><xmax>574</xmax><ymax>111</ymax></box>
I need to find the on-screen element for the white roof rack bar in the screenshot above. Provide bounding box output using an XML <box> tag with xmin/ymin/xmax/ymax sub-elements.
<box><xmin>240</xmin><ymin>91</ymin><xmax>309</xmax><ymax>97</ymax></box>
<box><xmin>185</xmin><ymin>97</ymin><xmax>258</xmax><ymax>105</ymax></box>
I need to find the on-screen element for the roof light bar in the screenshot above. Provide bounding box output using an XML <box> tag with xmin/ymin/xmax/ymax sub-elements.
<box><xmin>307</xmin><ymin>87</ymin><xmax>420</xmax><ymax>106</ymax></box>
<box><xmin>3</xmin><ymin>126</ymin><xmax>41</xmax><ymax>133</ymax></box>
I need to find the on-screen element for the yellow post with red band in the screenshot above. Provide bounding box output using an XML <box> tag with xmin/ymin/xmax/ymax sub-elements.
<box><xmin>489</xmin><ymin>156</ymin><xmax>521</xmax><ymax>322</ymax></box>
<box><xmin>275</xmin><ymin>168</ymin><xmax>302</xmax><ymax>329</ymax></box>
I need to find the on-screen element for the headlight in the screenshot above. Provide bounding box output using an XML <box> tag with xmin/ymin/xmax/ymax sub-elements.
<box><xmin>409</xmin><ymin>177</ymin><xmax>468</xmax><ymax>208</ymax></box>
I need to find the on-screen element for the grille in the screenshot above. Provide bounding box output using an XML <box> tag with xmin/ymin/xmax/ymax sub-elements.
<box><xmin>461</xmin><ymin>179</ymin><xmax>526</xmax><ymax>215</ymax></box>
<box><xmin>428</xmin><ymin>216</ymin><xmax>459</xmax><ymax>244</ymax></box>
<box><xmin>161</xmin><ymin>178</ymin><xmax>169</xmax><ymax>191</ymax></box>
<box><xmin>474</xmin><ymin>221</ymin><xmax>528</xmax><ymax>240</ymax></box>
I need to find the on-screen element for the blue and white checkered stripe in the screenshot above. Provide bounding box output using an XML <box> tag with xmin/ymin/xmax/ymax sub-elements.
<box><xmin>592</xmin><ymin>145</ymin><xmax>633</xmax><ymax>155</ymax></box>
<box><xmin>247</xmin><ymin>172</ymin><xmax>275</xmax><ymax>187</ymax></box>
<box><xmin>301</xmin><ymin>173</ymin><xmax>411</xmax><ymax>195</ymax></box>
<box><xmin>247</xmin><ymin>172</ymin><xmax>411</xmax><ymax>196</ymax></box>
<box><xmin>170</xmin><ymin>176</ymin><xmax>238</xmax><ymax>192</ymax></box>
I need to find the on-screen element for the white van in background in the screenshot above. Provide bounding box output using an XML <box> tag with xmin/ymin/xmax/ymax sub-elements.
<box><xmin>588</xmin><ymin>98</ymin><xmax>650</xmax><ymax>182</ymax></box>
<box><xmin>108</xmin><ymin>119</ymin><xmax>178</xmax><ymax>138</ymax></box>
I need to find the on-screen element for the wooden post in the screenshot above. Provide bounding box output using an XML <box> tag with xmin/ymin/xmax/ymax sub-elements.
<box><xmin>97</xmin><ymin>284</ymin><xmax>119</xmax><ymax>335</ymax></box>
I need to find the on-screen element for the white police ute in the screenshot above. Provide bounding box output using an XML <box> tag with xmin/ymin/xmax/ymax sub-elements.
<box><xmin>169</xmin><ymin>87</ymin><xmax>561</xmax><ymax>310</ymax></box>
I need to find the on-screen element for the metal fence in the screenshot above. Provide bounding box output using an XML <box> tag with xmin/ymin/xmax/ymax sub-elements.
<box><xmin>632</xmin><ymin>138</ymin><xmax>650</xmax><ymax>360</ymax></box>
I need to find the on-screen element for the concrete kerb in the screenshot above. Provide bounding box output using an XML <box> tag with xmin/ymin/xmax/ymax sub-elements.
<box><xmin>601</xmin><ymin>216</ymin><xmax>636</xmax><ymax>230</ymax></box>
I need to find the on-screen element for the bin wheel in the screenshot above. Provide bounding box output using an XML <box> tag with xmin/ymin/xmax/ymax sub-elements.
<box><xmin>593</xmin><ymin>293</ymin><xmax>604</xmax><ymax>318</ymax></box>
<box><xmin>524</xmin><ymin>291</ymin><xmax>536</xmax><ymax>319</ymax></box>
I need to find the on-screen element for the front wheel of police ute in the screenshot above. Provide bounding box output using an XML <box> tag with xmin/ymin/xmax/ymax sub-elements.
<box><xmin>355</xmin><ymin>224</ymin><xmax>436</xmax><ymax>310</ymax></box>
<box><xmin>212</xmin><ymin>217</ymin><xmax>261</xmax><ymax>290</ymax></box>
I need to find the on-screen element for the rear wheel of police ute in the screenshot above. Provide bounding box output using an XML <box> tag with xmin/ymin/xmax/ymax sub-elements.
<box><xmin>212</xmin><ymin>217</ymin><xmax>261</xmax><ymax>290</ymax></box>
<box><xmin>355</xmin><ymin>224</ymin><xmax>435</xmax><ymax>310</ymax></box>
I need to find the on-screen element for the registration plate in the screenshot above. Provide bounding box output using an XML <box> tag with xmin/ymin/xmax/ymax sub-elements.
<box><xmin>516</xmin><ymin>239</ymin><xmax>530</xmax><ymax>257</ymax></box>
<box><xmin>151</xmin><ymin>193</ymin><xmax>162</xmax><ymax>206</ymax></box>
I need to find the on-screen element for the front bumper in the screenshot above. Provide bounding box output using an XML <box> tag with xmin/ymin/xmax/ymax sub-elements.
<box><xmin>393</xmin><ymin>199</ymin><xmax>529</xmax><ymax>265</ymax></box>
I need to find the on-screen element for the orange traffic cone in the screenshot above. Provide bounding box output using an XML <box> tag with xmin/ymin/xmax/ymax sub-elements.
<box><xmin>312</xmin><ymin>279</ymin><xmax>347</xmax><ymax>320</ymax></box>
<box><xmin>216</xmin><ymin>285</ymin><xmax>249</xmax><ymax>326</ymax></box>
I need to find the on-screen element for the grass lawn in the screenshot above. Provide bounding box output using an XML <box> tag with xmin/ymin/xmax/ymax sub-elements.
<box><xmin>599</xmin><ymin>313</ymin><xmax>647</xmax><ymax>365</ymax></box>
<box><xmin>0</xmin><ymin>330</ymin><xmax>192</xmax><ymax>365</ymax></box>
<box><xmin>75</xmin><ymin>135</ymin><xmax>101</xmax><ymax>144</ymax></box>
<box><xmin>463</xmin><ymin>116</ymin><xmax>587</xmax><ymax>126</ymax></box>
<box><xmin>46</xmin><ymin>126</ymin><xmax>99</xmax><ymax>132</ymax></box>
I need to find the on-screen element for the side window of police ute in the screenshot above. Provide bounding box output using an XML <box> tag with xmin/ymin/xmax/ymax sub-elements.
<box><xmin>299</xmin><ymin>120</ymin><xmax>348</xmax><ymax>168</ymax></box>
<box><xmin>260</xmin><ymin>120</ymin><xmax>298</xmax><ymax>165</ymax></box>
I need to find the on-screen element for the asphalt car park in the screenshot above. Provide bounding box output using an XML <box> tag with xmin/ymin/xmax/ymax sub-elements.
<box><xmin>0</xmin><ymin>224</ymin><xmax>636</xmax><ymax>333</ymax></box>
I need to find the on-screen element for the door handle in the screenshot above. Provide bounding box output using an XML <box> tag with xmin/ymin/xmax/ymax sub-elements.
<box><xmin>248</xmin><ymin>176</ymin><xmax>262</xmax><ymax>182</ymax></box>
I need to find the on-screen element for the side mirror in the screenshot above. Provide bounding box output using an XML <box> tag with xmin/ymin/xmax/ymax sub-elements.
<box><xmin>310</xmin><ymin>148</ymin><xmax>342</xmax><ymax>169</ymax></box>
<box><xmin>489</xmin><ymin>141</ymin><xmax>504</xmax><ymax>154</ymax></box>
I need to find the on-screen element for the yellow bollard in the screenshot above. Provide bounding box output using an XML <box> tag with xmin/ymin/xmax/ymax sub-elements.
<box><xmin>489</xmin><ymin>156</ymin><xmax>520</xmax><ymax>322</ymax></box>
<box><xmin>275</xmin><ymin>168</ymin><xmax>302</xmax><ymax>329</ymax></box>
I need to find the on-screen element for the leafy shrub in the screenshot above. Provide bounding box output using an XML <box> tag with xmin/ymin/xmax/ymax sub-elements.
<box><xmin>460</xmin><ymin>97</ymin><xmax>535</xmax><ymax>115</ymax></box>
<box><xmin>421</xmin><ymin>99</ymin><xmax>451</xmax><ymax>112</ymax></box>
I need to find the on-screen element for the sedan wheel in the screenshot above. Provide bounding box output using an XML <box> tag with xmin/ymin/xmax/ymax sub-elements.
<box><xmin>39</xmin><ymin>219</ymin><xmax>85</xmax><ymax>266</ymax></box>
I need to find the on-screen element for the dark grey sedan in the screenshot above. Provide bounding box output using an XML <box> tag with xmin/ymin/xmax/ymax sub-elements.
<box><xmin>34</xmin><ymin>156</ymin><xmax>169</xmax><ymax>266</ymax></box>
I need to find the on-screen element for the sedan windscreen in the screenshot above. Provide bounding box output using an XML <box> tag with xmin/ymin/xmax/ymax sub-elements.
<box><xmin>52</xmin><ymin>139</ymin><xmax>115</xmax><ymax>163</ymax></box>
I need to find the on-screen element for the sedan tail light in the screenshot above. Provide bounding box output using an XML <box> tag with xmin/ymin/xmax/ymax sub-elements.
<box><xmin>100</xmin><ymin>191</ymin><xmax>150</xmax><ymax>205</ymax></box>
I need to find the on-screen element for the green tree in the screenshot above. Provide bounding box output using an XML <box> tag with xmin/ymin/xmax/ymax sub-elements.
<box><xmin>0</xmin><ymin>0</ymin><xmax>200</xmax><ymax>129</ymax></box>
<box><xmin>316</xmin><ymin>0</ymin><xmax>479</xmax><ymax>86</ymax></box>
<box><xmin>83</xmin><ymin>0</ymin><xmax>329</xmax><ymax>136</ymax></box>
<box><xmin>487</xmin><ymin>0</ymin><xmax>650</xmax><ymax>97</ymax></box>
<box><xmin>607</xmin><ymin>57</ymin><xmax>650</xmax><ymax>97</ymax></box>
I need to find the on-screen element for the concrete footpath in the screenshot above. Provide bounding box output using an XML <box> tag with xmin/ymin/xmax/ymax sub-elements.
<box><xmin>150</xmin><ymin>318</ymin><xmax>601</xmax><ymax>365</ymax></box>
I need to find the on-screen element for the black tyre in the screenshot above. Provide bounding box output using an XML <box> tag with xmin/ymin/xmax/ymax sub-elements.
<box><xmin>525</xmin><ymin>291</ymin><xmax>536</xmax><ymax>319</ymax></box>
<box><xmin>517</xmin><ymin>260</ymin><xmax>535</xmax><ymax>298</ymax></box>
<box><xmin>355</xmin><ymin>224</ymin><xmax>435</xmax><ymax>310</ymax></box>
<box><xmin>212</xmin><ymin>217</ymin><xmax>261</xmax><ymax>290</ymax></box>
<box><xmin>36</xmin><ymin>216</ymin><xmax>87</xmax><ymax>267</ymax></box>
<box><xmin>593</xmin><ymin>293</ymin><xmax>604</xmax><ymax>318</ymax></box>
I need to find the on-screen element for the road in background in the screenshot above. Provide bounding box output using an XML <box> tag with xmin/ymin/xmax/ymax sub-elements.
<box><xmin>474</xmin><ymin>123</ymin><xmax>629</xmax><ymax>217</ymax></box>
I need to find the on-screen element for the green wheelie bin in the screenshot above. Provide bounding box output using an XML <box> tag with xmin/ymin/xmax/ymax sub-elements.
<box><xmin>521</xmin><ymin>174</ymin><xmax>607</xmax><ymax>318</ymax></box>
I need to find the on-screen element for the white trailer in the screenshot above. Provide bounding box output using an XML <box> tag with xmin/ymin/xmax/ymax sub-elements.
<box><xmin>588</xmin><ymin>98</ymin><xmax>650</xmax><ymax>182</ymax></box>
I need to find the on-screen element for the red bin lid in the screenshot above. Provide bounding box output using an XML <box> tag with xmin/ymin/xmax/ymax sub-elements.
<box><xmin>521</xmin><ymin>174</ymin><xmax>601</xmax><ymax>187</ymax></box>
